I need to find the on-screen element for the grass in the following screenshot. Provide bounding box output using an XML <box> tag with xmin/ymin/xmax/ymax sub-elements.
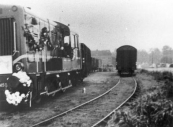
<box><xmin>107</xmin><ymin>70</ymin><xmax>173</xmax><ymax>127</ymax></box>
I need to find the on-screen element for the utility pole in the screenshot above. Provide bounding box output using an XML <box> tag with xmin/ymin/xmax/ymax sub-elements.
<box><xmin>152</xmin><ymin>51</ymin><xmax>153</xmax><ymax>64</ymax></box>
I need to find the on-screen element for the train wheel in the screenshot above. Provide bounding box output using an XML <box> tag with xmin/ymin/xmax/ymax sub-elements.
<box><xmin>61</xmin><ymin>88</ymin><xmax>66</xmax><ymax>93</ymax></box>
<box><xmin>69</xmin><ymin>80</ymin><xmax>72</xmax><ymax>86</ymax></box>
<box><xmin>34</xmin><ymin>79</ymin><xmax>42</xmax><ymax>104</ymax></box>
<box><xmin>71</xmin><ymin>78</ymin><xmax>77</xmax><ymax>86</ymax></box>
<box><xmin>59</xmin><ymin>82</ymin><xmax>65</xmax><ymax>93</ymax></box>
<box><xmin>50</xmin><ymin>80</ymin><xmax>61</xmax><ymax>97</ymax></box>
<box><xmin>48</xmin><ymin>81</ymin><xmax>56</xmax><ymax>97</ymax></box>
<box><xmin>34</xmin><ymin>94</ymin><xmax>42</xmax><ymax>104</ymax></box>
<box><xmin>79</xmin><ymin>73</ymin><xmax>84</xmax><ymax>82</ymax></box>
<box><xmin>80</xmin><ymin>78</ymin><xmax>84</xmax><ymax>82</ymax></box>
<box><xmin>51</xmin><ymin>93</ymin><xmax>56</xmax><ymax>97</ymax></box>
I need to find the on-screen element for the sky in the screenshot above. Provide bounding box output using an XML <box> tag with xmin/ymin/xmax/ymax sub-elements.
<box><xmin>1</xmin><ymin>0</ymin><xmax>173</xmax><ymax>52</ymax></box>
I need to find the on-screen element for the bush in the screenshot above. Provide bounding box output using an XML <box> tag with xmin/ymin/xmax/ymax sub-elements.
<box><xmin>162</xmin><ymin>71</ymin><xmax>173</xmax><ymax>81</ymax></box>
<box><xmin>162</xmin><ymin>79</ymin><xmax>173</xmax><ymax>98</ymax></box>
<box><xmin>152</xmin><ymin>71</ymin><xmax>164</xmax><ymax>81</ymax></box>
<box><xmin>107</xmin><ymin>90</ymin><xmax>173</xmax><ymax>127</ymax></box>
<box><xmin>140</xmin><ymin>69</ymin><xmax>149</xmax><ymax>74</ymax></box>
<box><xmin>107</xmin><ymin>70</ymin><xmax>173</xmax><ymax>127</ymax></box>
<box><xmin>149</xmin><ymin>71</ymin><xmax>173</xmax><ymax>98</ymax></box>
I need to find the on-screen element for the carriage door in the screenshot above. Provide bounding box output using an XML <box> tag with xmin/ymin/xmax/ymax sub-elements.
<box><xmin>71</xmin><ymin>33</ymin><xmax>80</xmax><ymax>69</ymax></box>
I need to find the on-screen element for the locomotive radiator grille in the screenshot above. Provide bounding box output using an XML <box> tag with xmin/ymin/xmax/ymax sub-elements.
<box><xmin>0</xmin><ymin>18</ymin><xmax>14</xmax><ymax>56</ymax></box>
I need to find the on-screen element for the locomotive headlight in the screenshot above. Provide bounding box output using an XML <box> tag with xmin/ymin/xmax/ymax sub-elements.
<box><xmin>13</xmin><ymin>62</ymin><xmax>24</xmax><ymax>72</ymax></box>
<box><xmin>82</xmin><ymin>58</ymin><xmax>85</xmax><ymax>63</ymax></box>
<box><xmin>11</xmin><ymin>6</ymin><xmax>18</xmax><ymax>12</ymax></box>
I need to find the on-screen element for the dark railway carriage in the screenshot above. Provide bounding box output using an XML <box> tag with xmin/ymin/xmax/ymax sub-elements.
<box><xmin>80</xmin><ymin>43</ymin><xmax>91</xmax><ymax>77</ymax></box>
<box><xmin>0</xmin><ymin>4</ymin><xmax>92</xmax><ymax>107</ymax></box>
<box><xmin>98</xmin><ymin>59</ymin><xmax>102</xmax><ymax>71</ymax></box>
<box><xmin>116</xmin><ymin>45</ymin><xmax>137</xmax><ymax>75</ymax></box>
<box><xmin>91</xmin><ymin>57</ymin><xmax>99</xmax><ymax>72</ymax></box>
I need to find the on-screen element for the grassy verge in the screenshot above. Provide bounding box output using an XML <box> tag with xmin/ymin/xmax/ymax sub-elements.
<box><xmin>107</xmin><ymin>70</ymin><xmax>173</xmax><ymax>127</ymax></box>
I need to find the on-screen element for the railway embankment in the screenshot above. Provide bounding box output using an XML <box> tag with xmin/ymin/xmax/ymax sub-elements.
<box><xmin>107</xmin><ymin>70</ymin><xmax>173</xmax><ymax>127</ymax></box>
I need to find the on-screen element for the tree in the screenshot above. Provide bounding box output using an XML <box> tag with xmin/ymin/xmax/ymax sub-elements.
<box><xmin>162</xmin><ymin>45</ymin><xmax>173</xmax><ymax>56</ymax></box>
<box><xmin>149</xmin><ymin>48</ymin><xmax>162</xmax><ymax>64</ymax></box>
<box><xmin>137</xmin><ymin>50</ymin><xmax>150</xmax><ymax>64</ymax></box>
<box><xmin>161</xmin><ymin>45</ymin><xmax>173</xmax><ymax>63</ymax></box>
<box><xmin>112</xmin><ymin>48</ymin><xmax>117</xmax><ymax>57</ymax></box>
<box><xmin>160</xmin><ymin>56</ymin><xmax>172</xmax><ymax>63</ymax></box>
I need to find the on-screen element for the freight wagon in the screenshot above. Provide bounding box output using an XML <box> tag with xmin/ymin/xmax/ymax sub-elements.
<box><xmin>116</xmin><ymin>45</ymin><xmax>137</xmax><ymax>75</ymax></box>
<box><xmin>91</xmin><ymin>57</ymin><xmax>98</xmax><ymax>72</ymax></box>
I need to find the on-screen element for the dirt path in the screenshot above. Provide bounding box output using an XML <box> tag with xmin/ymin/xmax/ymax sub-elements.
<box><xmin>45</xmin><ymin>77</ymin><xmax>135</xmax><ymax>127</ymax></box>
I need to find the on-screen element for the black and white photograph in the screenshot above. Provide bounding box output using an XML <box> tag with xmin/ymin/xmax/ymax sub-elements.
<box><xmin>0</xmin><ymin>0</ymin><xmax>173</xmax><ymax>127</ymax></box>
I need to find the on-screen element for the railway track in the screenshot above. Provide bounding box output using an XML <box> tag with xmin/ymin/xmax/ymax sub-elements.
<box><xmin>31</xmin><ymin>77</ymin><xmax>137</xmax><ymax>127</ymax></box>
<box><xmin>91</xmin><ymin>77</ymin><xmax>137</xmax><ymax>127</ymax></box>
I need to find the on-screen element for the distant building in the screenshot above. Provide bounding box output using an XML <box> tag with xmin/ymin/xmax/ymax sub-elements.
<box><xmin>91</xmin><ymin>50</ymin><xmax>115</xmax><ymax>67</ymax></box>
<box><xmin>91</xmin><ymin>50</ymin><xmax>112</xmax><ymax>56</ymax></box>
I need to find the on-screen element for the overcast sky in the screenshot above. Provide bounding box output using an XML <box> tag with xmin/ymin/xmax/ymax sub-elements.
<box><xmin>1</xmin><ymin>0</ymin><xmax>173</xmax><ymax>52</ymax></box>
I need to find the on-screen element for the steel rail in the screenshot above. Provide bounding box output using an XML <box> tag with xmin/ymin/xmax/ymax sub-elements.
<box><xmin>31</xmin><ymin>78</ymin><xmax>121</xmax><ymax>127</ymax></box>
<box><xmin>91</xmin><ymin>77</ymin><xmax>137</xmax><ymax>127</ymax></box>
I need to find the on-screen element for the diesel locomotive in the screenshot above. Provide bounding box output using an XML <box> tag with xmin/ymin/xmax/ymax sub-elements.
<box><xmin>0</xmin><ymin>4</ymin><xmax>96</xmax><ymax>107</ymax></box>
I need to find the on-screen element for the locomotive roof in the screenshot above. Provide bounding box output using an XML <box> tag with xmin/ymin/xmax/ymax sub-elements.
<box><xmin>117</xmin><ymin>45</ymin><xmax>137</xmax><ymax>51</ymax></box>
<box><xmin>54</xmin><ymin>21</ymin><xmax>70</xmax><ymax>36</ymax></box>
<box><xmin>0</xmin><ymin>4</ymin><xmax>78</xmax><ymax>37</ymax></box>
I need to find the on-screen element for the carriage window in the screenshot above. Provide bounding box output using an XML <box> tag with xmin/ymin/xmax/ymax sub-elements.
<box><xmin>24</xmin><ymin>14</ymin><xmax>39</xmax><ymax>51</ymax></box>
<box><xmin>51</xmin><ymin>26</ymin><xmax>56</xmax><ymax>46</ymax></box>
<box><xmin>31</xmin><ymin>18</ymin><xmax>39</xmax><ymax>43</ymax></box>
<box><xmin>75</xmin><ymin>35</ymin><xmax>80</xmax><ymax>57</ymax></box>
<box><xmin>40</xmin><ymin>27</ymin><xmax>54</xmax><ymax>51</ymax></box>
<box><xmin>75</xmin><ymin>35</ymin><xmax>78</xmax><ymax>48</ymax></box>
<box><xmin>63</xmin><ymin>35</ymin><xmax>71</xmax><ymax>57</ymax></box>
<box><xmin>25</xmin><ymin>14</ymin><xmax>32</xmax><ymax>25</ymax></box>
<box><xmin>54</xmin><ymin>29</ymin><xmax>62</xmax><ymax>48</ymax></box>
<box><xmin>71</xmin><ymin>34</ymin><xmax>75</xmax><ymax>48</ymax></box>
<box><xmin>64</xmin><ymin>36</ymin><xmax>70</xmax><ymax>45</ymax></box>
<box><xmin>24</xmin><ymin>14</ymin><xmax>33</xmax><ymax>32</ymax></box>
<box><xmin>31</xmin><ymin>17</ymin><xmax>38</xmax><ymax>25</ymax></box>
<box><xmin>39</xmin><ymin>20</ymin><xmax>45</xmax><ymax>31</ymax></box>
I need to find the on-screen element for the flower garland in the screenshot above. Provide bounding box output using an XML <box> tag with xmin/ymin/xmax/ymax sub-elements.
<box><xmin>23</xmin><ymin>24</ymin><xmax>40</xmax><ymax>51</ymax></box>
<box><xmin>39</xmin><ymin>27</ymin><xmax>53</xmax><ymax>51</ymax></box>
<box><xmin>23</xmin><ymin>25</ymin><xmax>54</xmax><ymax>51</ymax></box>
<box><xmin>5</xmin><ymin>71</ymin><xmax>32</xmax><ymax>106</ymax></box>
